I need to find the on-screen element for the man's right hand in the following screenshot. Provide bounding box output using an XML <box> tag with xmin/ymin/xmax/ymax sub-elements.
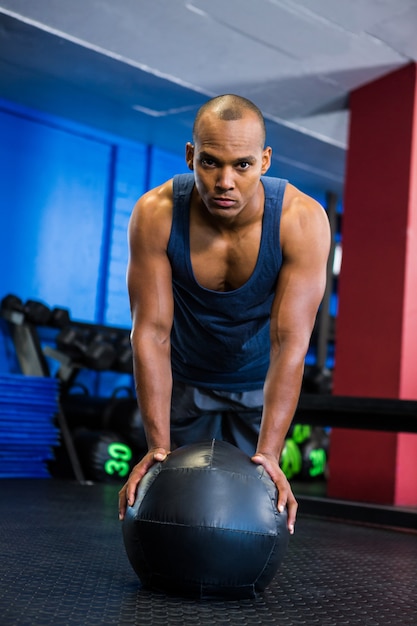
<box><xmin>118</xmin><ymin>447</ymin><xmax>169</xmax><ymax>521</ymax></box>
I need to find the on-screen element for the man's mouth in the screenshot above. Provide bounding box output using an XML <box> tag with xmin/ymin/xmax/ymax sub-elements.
<box><xmin>212</xmin><ymin>197</ymin><xmax>236</xmax><ymax>208</ymax></box>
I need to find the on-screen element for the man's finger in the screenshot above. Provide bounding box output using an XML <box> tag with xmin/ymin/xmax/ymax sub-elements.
<box><xmin>118</xmin><ymin>486</ymin><xmax>128</xmax><ymax>521</ymax></box>
<box><xmin>286</xmin><ymin>498</ymin><xmax>298</xmax><ymax>535</ymax></box>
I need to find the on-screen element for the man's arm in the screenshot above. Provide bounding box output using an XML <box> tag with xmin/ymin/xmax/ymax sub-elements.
<box><xmin>252</xmin><ymin>185</ymin><xmax>331</xmax><ymax>533</ymax></box>
<box><xmin>118</xmin><ymin>181</ymin><xmax>174</xmax><ymax>521</ymax></box>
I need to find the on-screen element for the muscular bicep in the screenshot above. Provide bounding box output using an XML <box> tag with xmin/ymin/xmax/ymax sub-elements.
<box><xmin>127</xmin><ymin>188</ymin><xmax>174</xmax><ymax>341</ymax></box>
<box><xmin>271</xmin><ymin>196</ymin><xmax>330</xmax><ymax>351</ymax></box>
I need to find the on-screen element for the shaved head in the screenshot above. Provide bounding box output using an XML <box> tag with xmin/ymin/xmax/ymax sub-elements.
<box><xmin>193</xmin><ymin>94</ymin><xmax>266</xmax><ymax>148</ymax></box>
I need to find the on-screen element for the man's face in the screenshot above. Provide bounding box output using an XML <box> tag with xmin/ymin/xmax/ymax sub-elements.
<box><xmin>186</xmin><ymin>112</ymin><xmax>272</xmax><ymax>221</ymax></box>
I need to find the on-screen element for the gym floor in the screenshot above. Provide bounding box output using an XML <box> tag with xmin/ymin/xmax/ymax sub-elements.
<box><xmin>1</xmin><ymin>479</ymin><xmax>416</xmax><ymax>626</ymax></box>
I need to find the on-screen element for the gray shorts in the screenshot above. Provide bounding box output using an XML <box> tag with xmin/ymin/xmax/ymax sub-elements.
<box><xmin>170</xmin><ymin>380</ymin><xmax>264</xmax><ymax>456</ymax></box>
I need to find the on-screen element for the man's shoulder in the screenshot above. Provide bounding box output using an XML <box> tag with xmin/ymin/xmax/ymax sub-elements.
<box><xmin>280</xmin><ymin>183</ymin><xmax>330</xmax><ymax>247</ymax></box>
<box><xmin>137</xmin><ymin>178</ymin><xmax>174</xmax><ymax>212</ymax></box>
<box><xmin>138</xmin><ymin>173</ymin><xmax>195</xmax><ymax>209</ymax></box>
<box><xmin>130</xmin><ymin>179</ymin><xmax>175</xmax><ymax>241</ymax></box>
<box><xmin>282</xmin><ymin>182</ymin><xmax>324</xmax><ymax>214</ymax></box>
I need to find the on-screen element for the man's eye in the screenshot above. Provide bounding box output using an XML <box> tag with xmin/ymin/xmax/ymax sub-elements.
<box><xmin>201</xmin><ymin>158</ymin><xmax>216</xmax><ymax>167</ymax></box>
<box><xmin>237</xmin><ymin>162</ymin><xmax>250</xmax><ymax>170</ymax></box>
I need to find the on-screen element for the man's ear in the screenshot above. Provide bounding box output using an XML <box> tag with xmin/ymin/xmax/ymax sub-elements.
<box><xmin>261</xmin><ymin>146</ymin><xmax>272</xmax><ymax>175</ymax></box>
<box><xmin>185</xmin><ymin>142</ymin><xmax>194</xmax><ymax>170</ymax></box>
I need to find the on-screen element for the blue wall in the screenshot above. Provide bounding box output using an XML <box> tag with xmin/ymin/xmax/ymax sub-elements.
<box><xmin>0</xmin><ymin>99</ymin><xmax>186</xmax><ymax>329</ymax></box>
<box><xmin>0</xmin><ymin>108</ymin><xmax>111</xmax><ymax>321</ymax></box>
<box><xmin>0</xmin><ymin>98</ymin><xmax>187</xmax><ymax>381</ymax></box>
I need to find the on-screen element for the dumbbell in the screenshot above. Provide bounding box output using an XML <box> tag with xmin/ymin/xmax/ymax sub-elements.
<box><xmin>102</xmin><ymin>397</ymin><xmax>147</xmax><ymax>451</ymax></box>
<box><xmin>87</xmin><ymin>331</ymin><xmax>118</xmax><ymax>370</ymax></box>
<box><xmin>95</xmin><ymin>331</ymin><xmax>133</xmax><ymax>374</ymax></box>
<box><xmin>1</xmin><ymin>294</ymin><xmax>25</xmax><ymax>316</ymax></box>
<box><xmin>60</xmin><ymin>393</ymin><xmax>109</xmax><ymax>431</ymax></box>
<box><xmin>289</xmin><ymin>423</ymin><xmax>312</xmax><ymax>446</ymax></box>
<box><xmin>298</xmin><ymin>427</ymin><xmax>329</xmax><ymax>480</ymax></box>
<box><xmin>302</xmin><ymin>365</ymin><xmax>333</xmax><ymax>394</ymax></box>
<box><xmin>1</xmin><ymin>294</ymin><xmax>51</xmax><ymax>325</ymax></box>
<box><xmin>49</xmin><ymin>306</ymin><xmax>71</xmax><ymax>328</ymax></box>
<box><xmin>113</xmin><ymin>334</ymin><xmax>133</xmax><ymax>374</ymax></box>
<box><xmin>281</xmin><ymin>426</ymin><xmax>329</xmax><ymax>481</ymax></box>
<box><xmin>279</xmin><ymin>438</ymin><xmax>302</xmax><ymax>480</ymax></box>
<box><xmin>56</xmin><ymin>327</ymin><xmax>117</xmax><ymax>370</ymax></box>
<box><xmin>72</xmin><ymin>428</ymin><xmax>138</xmax><ymax>483</ymax></box>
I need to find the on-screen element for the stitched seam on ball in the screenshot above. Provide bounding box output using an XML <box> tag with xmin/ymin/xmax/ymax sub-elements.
<box><xmin>137</xmin><ymin>520</ymin><xmax>276</xmax><ymax>535</ymax></box>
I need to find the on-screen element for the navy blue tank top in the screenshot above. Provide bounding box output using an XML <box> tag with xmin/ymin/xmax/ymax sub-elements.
<box><xmin>167</xmin><ymin>173</ymin><xmax>286</xmax><ymax>391</ymax></box>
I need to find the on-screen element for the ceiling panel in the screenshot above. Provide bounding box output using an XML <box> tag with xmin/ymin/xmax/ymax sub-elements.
<box><xmin>0</xmin><ymin>0</ymin><xmax>415</xmax><ymax>197</ymax></box>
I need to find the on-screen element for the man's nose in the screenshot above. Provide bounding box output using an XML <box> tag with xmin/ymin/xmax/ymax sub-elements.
<box><xmin>215</xmin><ymin>168</ymin><xmax>235</xmax><ymax>190</ymax></box>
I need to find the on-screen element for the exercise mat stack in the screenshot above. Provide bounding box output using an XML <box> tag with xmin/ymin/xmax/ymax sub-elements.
<box><xmin>0</xmin><ymin>374</ymin><xmax>61</xmax><ymax>477</ymax></box>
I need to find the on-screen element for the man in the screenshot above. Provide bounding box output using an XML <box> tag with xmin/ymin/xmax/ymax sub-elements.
<box><xmin>118</xmin><ymin>94</ymin><xmax>330</xmax><ymax>534</ymax></box>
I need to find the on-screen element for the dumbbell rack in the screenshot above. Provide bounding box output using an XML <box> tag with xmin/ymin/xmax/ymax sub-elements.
<box><xmin>50</xmin><ymin>322</ymin><xmax>133</xmax><ymax>383</ymax></box>
<box><xmin>1</xmin><ymin>306</ymin><xmax>88</xmax><ymax>484</ymax></box>
<box><xmin>2</xmin><ymin>307</ymin><xmax>50</xmax><ymax>377</ymax></box>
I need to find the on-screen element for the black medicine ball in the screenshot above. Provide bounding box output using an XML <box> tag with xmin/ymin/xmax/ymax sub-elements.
<box><xmin>122</xmin><ymin>439</ymin><xmax>289</xmax><ymax>599</ymax></box>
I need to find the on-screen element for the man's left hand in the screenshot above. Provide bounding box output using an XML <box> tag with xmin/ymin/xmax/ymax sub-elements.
<box><xmin>251</xmin><ymin>452</ymin><xmax>298</xmax><ymax>535</ymax></box>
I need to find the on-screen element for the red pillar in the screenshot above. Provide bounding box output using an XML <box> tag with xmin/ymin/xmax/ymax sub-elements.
<box><xmin>328</xmin><ymin>63</ymin><xmax>417</xmax><ymax>506</ymax></box>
